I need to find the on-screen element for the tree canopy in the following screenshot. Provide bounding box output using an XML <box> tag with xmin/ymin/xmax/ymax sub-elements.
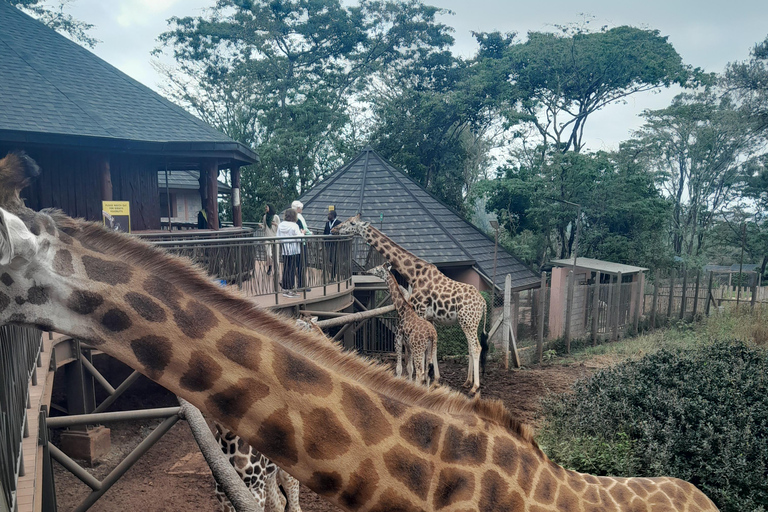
<box><xmin>8</xmin><ymin>0</ymin><xmax>97</xmax><ymax>47</ymax></box>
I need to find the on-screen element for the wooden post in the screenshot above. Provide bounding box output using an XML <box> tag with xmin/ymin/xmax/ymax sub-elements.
<box><xmin>612</xmin><ymin>271</ymin><xmax>622</xmax><ymax>341</ymax></box>
<box><xmin>204</xmin><ymin>159</ymin><xmax>220</xmax><ymax>230</ymax></box>
<box><xmin>650</xmin><ymin>274</ymin><xmax>659</xmax><ymax>330</ymax></box>
<box><xmin>512</xmin><ymin>292</ymin><xmax>520</xmax><ymax>346</ymax></box>
<box><xmin>503</xmin><ymin>274</ymin><xmax>512</xmax><ymax>369</ymax></box>
<box><xmin>591</xmin><ymin>271</ymin><xmax>601</xmax><ymax>346</ymax></box>
<box><xmin>706</xmin><ymin>271</ymin><xmax>714</xmax><ymax>316</ymax></box>
<box><xmin>633</xmin><ymin>273</ymin><xmax>643</xmax><ymax>333</ymax></box>
<box><xmin>679</xmin><ymin>269</ymin><xmax>688</xmax><ymax>320</ymax></box>
<box><xmin>99</xmin><ymin>155</ymin><xmax>112</xmax><ymax>202</ymax></box>
<box><xmin>537</xmin><ymin>272</ymin><xmax>546</xmax><ymax>364</ymax></box>
<box><xmin>231</xmin><ymin>166</ymin><xmax>242</xmax><ymax>228</ymax></box>
<box><xmin>605</xmin><ymin>274</ymin><xmax>614</xmax><ymax>336</ymax></box>
<box><xmin>565</xmin><ymin>270</ymin><xmax>573</xmax><ymax>354</ymax></box>
<box><xmin>667</xmin><ymin>270</ymin><xmax>676</xmax><ymax>320</ymax></box>
<box><xmin>692</xmin><ymin>270</ymin><xmax>701</xmax><ymax>318</ymax></box>
<box><xmin>751</xmin><ymin>273</ymin><xmax>757</xmax><ymax>310</ymax></box>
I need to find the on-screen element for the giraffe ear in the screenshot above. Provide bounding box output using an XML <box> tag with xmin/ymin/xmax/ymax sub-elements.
<box><xmin>0</xmin><ymin>208</ymin><xmax>38</xmax><ymax>266</ymax></box>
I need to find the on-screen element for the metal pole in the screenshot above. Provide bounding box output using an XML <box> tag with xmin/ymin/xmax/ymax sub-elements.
<box><xmin>164</xmin><ymin>163</ymin><xmax>172</xmax><ymax>232</ymax></box>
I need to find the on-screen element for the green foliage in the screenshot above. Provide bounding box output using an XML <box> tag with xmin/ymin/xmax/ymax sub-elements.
<box><xmin>725</xmin><ymin>35</ymin><xmax>768</xmax><ymax>134</ymax></box>
<box><xmin>9</xmin><ymin>0</ymin><xmax>97</xmax><ymax>47</ymax></box>
<box><xmin>539</xmin><ymin>340</ymin><xmax>768</xmax><ymax>512</ymax></box>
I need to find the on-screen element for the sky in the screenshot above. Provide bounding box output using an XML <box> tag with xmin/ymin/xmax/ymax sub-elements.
<box><xmin>61</xmin><ymin>0</ymin><xmax>768</xmax><ymax>152</ymax></box>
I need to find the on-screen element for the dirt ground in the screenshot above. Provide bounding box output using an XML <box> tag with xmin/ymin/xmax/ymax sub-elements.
<box><xmin>52</xmin><ymin>356</ymin><xmax>595</xmax><ymax>512</ymax></box>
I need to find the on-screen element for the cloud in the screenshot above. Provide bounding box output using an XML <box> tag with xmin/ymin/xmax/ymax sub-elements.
<box><xmin>116</xmin><ymin>0</ymin><xmax>182</xmax><ymax>27</ymax></box>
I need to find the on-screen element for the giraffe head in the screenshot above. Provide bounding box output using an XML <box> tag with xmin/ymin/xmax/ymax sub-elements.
<box><xmin>331</xmin><ymin>213</ymin><xmax>369</xmax><ymax>235</ymax></box>
<box><xmin>364</xmin><ymin>262</ymin><xmax>391</xmax><ymax>281</ymax></box>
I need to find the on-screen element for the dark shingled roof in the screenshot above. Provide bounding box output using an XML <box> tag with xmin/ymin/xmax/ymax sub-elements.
<box><xmin>0</xmin><ymin>2</ymin><xmax>257</xmax><ymax>165</ymax></box>
<box><xmin>299</xmin><ymin>147</ymin><xmax>540</xmax><ymax>291</ymax></box>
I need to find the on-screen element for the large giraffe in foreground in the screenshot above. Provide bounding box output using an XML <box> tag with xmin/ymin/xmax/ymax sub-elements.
<box><xmin>0</xmin><ymin>152</ymin><xmax>719</xmax><ymax>511</ymax></box>
<box><xmin>335</xmin><ymin>214</ymin><xmax>487</xmax><ymax>394</ymax></box>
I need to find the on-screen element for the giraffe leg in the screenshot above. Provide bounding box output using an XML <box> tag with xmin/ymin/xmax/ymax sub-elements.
<box><xmin>430</xmin><ymin>336</ymin><xmax>440</xmax><ymax>385</ymax></box>
<box><xmin>394</xmin><ymin>330</ymin><xmax>404</xmax><ymax>377</ymax></box>
<box><xmin>277</xmin><ymin>469</ymin><xmax>302</xmax><ymax>512</ymax></box>
<box><xmin>463</xmin><ymin>351</ymin><xmax>474</xmax><ymax>388</ymax></box>
<box><xmin>265</xmin><ymin>470</ymin><xmax>287</xmax><ymax>512</ymax></box>
<box><xmin>405</xmin><ymin>339</ymin><xmax>415</xmax><ymax>380</ymax></box>
<box><xmin>466</xmin><ymin>330</ymin><xmax>482</xmax><ymax>395</ymax></box>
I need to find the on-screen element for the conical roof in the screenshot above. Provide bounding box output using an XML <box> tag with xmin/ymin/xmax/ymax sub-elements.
<box><xmin>299</xmin><ymin>147</ymin><xmax>539</xmax><ymax>291</ymax></box>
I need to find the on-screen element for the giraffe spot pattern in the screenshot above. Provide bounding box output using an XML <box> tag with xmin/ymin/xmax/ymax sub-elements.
<box><xmin>492</xmin><ymin>436</ymin><xmax>519</xmax><ymax>476</ymax></box>
<box><xmin>1</xmin><ymin>273</ymin><xmax>14</xmax><ymax>286</ymax></box>
<box><xmin>440</xmin><ymin>425</ymin><xmax>488</xmax><ymax>466</ymax></box>
<box><xmin>340</xmin><ymin>383</ymin><xmax>392</xmax><ymax>446</ymax></box>
<box><xmin>479</xmin><ymin>470</ymin><xmax>525</xmax><ymax>512</ymax></box>
<box><xmin>307</xmin><ymin>471</ymin><xmax>343</xmax><ymax>497</ymax></box>
<box><xmin>34</xmin><ymin>318</ymin><xmax>54</xmax><ymax>332</ymax></box>
<box><xmin>517</xmin><ymin>449</ymin><xmax>539</xmax><ymax>497</ymax></box>
<box><xmin>53</xmin><ymin>249</ymin><xmax>74</xmax><ymax>276</ymax></box>
<box><xmin>173</xmin><ymin>299</ymin><xmax>219</xmax><ymax>338</ymax></box>
<box><xmin>255</xmin><ymin>407</ymin><xmax>299</xmax><ymax>467</ymax></box>
<box><xmin>8</xmin><ymin>313</ymin><xmax>26</xmax><ymax>323</ymax></box>
<box><xmin>66</xmin><ymin>290</ymin><xmax>104</xmax><ymax>315</ymax></box>
<box><xmin>216</xmin><ymin>330</ymin><xmax>262</xmax><ymax>371</ymax></box>
<box><xmin>101</xmin><ymin>308</ymin><xmax>132</xmax><ymax>332</ymax></box>
<box><xmin>206</xmin><ymin>377</ymin><xmax>268</xmax><ymax>425</ymax></box>
<box><xmin>383</xmin><ymin>445</ymin><xmax>434</xmax><ymax>500</ymax></box>
<box><xmin>0</xmin><ymin>292</ymin><xmax>10</xmax><ymax>312</ymax></box>
<box><xmin>130</xmin><ymin>335</ymin><xmax>173</xmax><ymax>379</ymax></box>
<box><xmin>556</xmin><ymin>483</ymin><xmax>580</xmax><ymax>510</ymax></box>
<box><xmin>271</xmin><ymin>344</ymin><xmax>333</xmax><ymax>396</ymax></box>
<box><xmin>57</xmin><ymin>230</ymin><xmax>73</xmax><ymax>245</ymax></box>
<box><xmin>125</xmin><ymin>292</ymin><xmax>166</xmax><ymax>322</ymax></box>
<box><xmin>15</xmin><ymin>296</ymin><xmax>25</xmax><ymax>305</ymax></box>
<box><xmin>82</xmin><ymin>255</ymin><xmax>133</xmax><ymax>285</ymax></box>
<box><xmin>400</xmin><ymin>412</ymin><xmax>443</xmax><ymax>455</ymax></box>
<box><xmin>301</xmin><ymin>407</ymin><xmax>352</xmax><ymax>460</ymax></box>
<box><xmin>180</xmin><ymin>350</ymin><xmax>223</xmax><ymax>392</ymax></box>
<box><xmin>339</xmin><ymin>459</ymin><xmax>378</xmax><ymax>509</ymax></box>
<box><xmin>533</xmin><ymin>467</ymin><xmax>558</xmax><ymax>505</ymax></box>
<box><xmin>434</xmin><ymin>468</ymin><xmax>475</xmax><ymax>510</ymax></box>
<box><xmin>377</xmin><ymin>393</ymin><xmax>407</xmax><ymax>418</ymax></box>
<box><xmin>144</xmin><ymin>276</ymin><xmax>180</xmax><ymax>309</ymax></box>
<box><xmin>367</xmin><ymin>489</ymin><xmax>414</xmax><ymax>512</ymax></box>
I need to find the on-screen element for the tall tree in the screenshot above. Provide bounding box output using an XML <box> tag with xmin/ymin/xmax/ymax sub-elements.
<box><xmin>8</xmin><ymin>0</ymin><xmax>97</xmax><ymax>47</ymax></box>
<box><xmin>155</xmin><ymin>0</ymin><xmax>453</xmax><ymax>218</ymax></box>
<box><xmin>725</xmin><ymin>35</ymin><xmax>768</xmax><ymax>134</ymax></box>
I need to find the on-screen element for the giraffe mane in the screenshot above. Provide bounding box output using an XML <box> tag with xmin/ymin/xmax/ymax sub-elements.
<box><xmin>45</xmin><ymin>209</ymin><xmax>537</xmax><ymax>446</ymax></box>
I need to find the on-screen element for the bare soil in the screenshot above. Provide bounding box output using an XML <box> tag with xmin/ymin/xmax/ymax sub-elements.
<box><xmin>52</xmin><ymin>356</ymin><xmax>595</xmax><ymax>512</ymax></box>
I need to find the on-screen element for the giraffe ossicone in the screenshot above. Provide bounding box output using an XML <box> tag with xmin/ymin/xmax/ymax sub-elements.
<box><xmin>0</xmin><ymin>153</ymin><xmax>720</xmax><ymax>511</ymax></box>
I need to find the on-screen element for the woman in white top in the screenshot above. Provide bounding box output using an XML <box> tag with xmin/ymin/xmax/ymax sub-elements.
<box><xmin>261</xmin><ymin>204</ymin><xmax>279</xmax><ymax>275</ymax></box>
<box><xmin>276</xmin><ymin>208</ymin><xmax>302</xmax><ymax>297</ymax></box>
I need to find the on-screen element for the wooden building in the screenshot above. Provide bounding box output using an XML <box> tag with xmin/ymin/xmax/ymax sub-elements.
<box><xmin>0</xmin><ymin>2</ymin><xmax>257</xmax><ymax>230</ymax></box>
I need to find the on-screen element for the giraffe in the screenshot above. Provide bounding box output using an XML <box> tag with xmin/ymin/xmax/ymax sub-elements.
<box><xmin>335</xmin><ymin>214</ymin><xmax>487</xmax><ymax>394</ymax></box>
<box><xmin>0</xmin><ymin>152</ymin><xmax>719</xmax><ymax>511</ymax></box>
<box><xmin>365</xmin><ymin>263</ymin><xmax>439</xmax><ymax>387</ymax></box>
<box><xmin>214</xmin><ymin>423</ymin><xmax>301</xmax><ymax>512</ymax></box>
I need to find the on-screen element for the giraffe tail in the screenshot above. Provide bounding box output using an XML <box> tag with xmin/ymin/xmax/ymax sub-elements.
<box><xmin>479</xmin><ymin>330</ymin><xmax>489</xmax><ymax>378</ymax></box>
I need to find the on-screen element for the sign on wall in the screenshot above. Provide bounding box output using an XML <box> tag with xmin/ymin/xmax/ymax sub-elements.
<box><xmin>102</xmin><ymin>201</ymin><xmax>131</xmax><ymax>233</ymax></box>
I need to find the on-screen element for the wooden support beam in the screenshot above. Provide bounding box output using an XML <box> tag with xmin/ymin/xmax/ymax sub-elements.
<box><xmin>315</xmin><ymin>305</ymin><xmax>395</xmax><ymax>329</ymax></box>
<box><xmin>231</xmin><ymin>166</ymin><xmax>242</xmax><ymax>228</ymax></box>
<box><xmin>204</xmin><ymin>159</ymin><xmax>219</xmax><ymax>230</ymax></box>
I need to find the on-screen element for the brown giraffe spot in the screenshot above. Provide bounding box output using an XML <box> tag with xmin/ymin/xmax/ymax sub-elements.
<box><xmin>8</xmin><ymin>313</ymin><xmax>26</xmax><ymax>323</ymax></box>
<box><xmin>173</xmin><ymin>299</ymin><xmax>218</xmax><ymax>339</ymax></box>
<box><xmin>0</xmin><ymin>274</ymin><xmax>13</xmax><ymax>286</ymax></box>
<box><xmin>556</xmin><ymin>483</ymin><xmax>581</xmax><ymax>511</ymax></box>
<box><xmin>567</xmin><ymin>471</ymin><xmax>587</xmax><ymax>493</ymax></box>
<box><xmin>479</xmin><ymin>470</ymin><xmax>525</xmax><ymax>512</ymax></box>
<box><xmin>0</xmin><ymin>292</ymin><xmax>10</xmax><ymax>312</ymax></box>
<box><xmin>301</xmin><ymin>407</ymin><xmax>352</xmax><ymax>460</ymax></box>
<box><xmin>440</xmin><ymin>425</ymin><xmax>488</xmax><ymax>466</ymax></box>
<box><xmin>583</xmin><ymin>484</ymin><xmax>600</xmax><ymax>504</ymax></box>
<box><xmin>533</xmin><ymin>467</ymin><xmax>558</xmax><ymax>505</ymax></box>
<box><xmin>255</xmin><ymin>407</ymin><xmax>299</xmax><ymax>467</ymax></box>
<box><xmin>14</xmin><ymin>296</ymin><xmax>24</xmax><ymax>305</ymax></box>
<box><xmin>24</xmin><ymin>285</ymin><xmax>47</xmax><ymax>305</ymax></box>
<box><xmin>626</xmin><ymin>479</ymin><xmax>649</xmax><ymax>498</ymax></box>
<box><xmin>271</xmin><ymin>344</ymin><xmax>333</xmax><ymax>396</ymax></box>
<box><xmin>216</xmin><ymin>330</ymin><xmax>262</xmax><ymax>371</ymax></box>
<box><xmin>180</xmin><ymin>350</ymin><xmax>223</xmax><ymax>392</ymax></box>
<box><xmin>306</xmin><ymin>471</ymin><xmax>344</xmax><ymax>497</ymax></box>
<box><xmin>516</xmin><ymin>449</ymin><xmax>539</xmax><ymax>496</ymax></box>
<box><xmin>400</xmin><ymin>412</ymin><xmax>443</xmax><ymax>455</ymax></box>
<box><xmin>367</xmin><ymin>488</ymin><xmax>414</xmax><ymax>512</ymax></box>
<box><xmin>609</xmin><ymin>482</ymin><xmax>633</xmax><ymax>505</ymax></box>
<box><xmin>67</xmin><ymin>290</ymin><xmax>104</xmax><ymax>315</ymax></box>
<box><xmin>42</xmin><ymin>217</ymin><xmax>56</xmax><ymax>236</ymax></box>
<box><xmin>82</xmin><ymin>255</ymin><xmax>133</xmax><ymax>285</ymax></box>
<box><xmin>434</xmin><ymin>468</ymin><xmax>475</xmax><ymax>509</ymax></box>
<box><xmin>144</xmin><ymin>275</ymin><xmax>180</xmax><ymax>309</ymax></box>
<box><xmin>206</xmin><ymin>377</ymin><xmax>267</xmax><ymax>426</ymax></box>
<box><xmin>130</xmin><ymin>335</ymin><xmax>172</xmax><ymax>379</ymax></box>
<box><xmin>125</xmin><ymin>292</ymin><xmax>166</xmax><ymax>323</ymax></box>
<box><xmin>100</xmin><ymin>308</ymin><xmax>132</xmax><ymax>332</ymax></box>
<box><xmin>383</xmin><ymin>445</ymin><xmax>434</xmax><ymax>500</ymax></box>
<box><xmin>492</xmin><ymin>436</ymin><xmax>519</xmax><ymax>476</ymax></box>
<box><xmin>377</xmin><ymin>393</ymin><xmax>407</xmax><ymax>418</ymax></box>
<box><xmin>660</xmin><ymin>481</ymin><xmax>686</xmax><ymax>509</ymax></box>
<box><xmin>340</xmin><ymin>383</ymin><xmax>392</xmax><ymax>446</ymax></box>
<box><xmin>340</xmin><ymin>459</ymin><xmax>378</xmax><ymax>508</ymax></box>
<box><xmin>52</xmin><ymin>249</ymin><xmax>74</xmax><ymax>276</ymax></box>
<box><xmin>57</xmin><ymin>230</ymin><xmax>74</xmax><ymax>245</ymax></box>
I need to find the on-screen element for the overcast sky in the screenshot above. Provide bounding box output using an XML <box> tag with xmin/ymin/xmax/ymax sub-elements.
<box><xmin>63</xmin><ymin>0</ymin><xmax>768</xmax><ymax>152</ymax></box>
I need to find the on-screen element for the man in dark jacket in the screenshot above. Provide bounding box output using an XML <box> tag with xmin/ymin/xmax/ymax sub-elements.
<box><xmin>324</xmin><ymin>208</ymin><xmax>342</xmax><ymax>279</ymax></box>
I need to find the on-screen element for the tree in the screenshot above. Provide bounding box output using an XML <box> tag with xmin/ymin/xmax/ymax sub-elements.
<box><xmin>8</xmin><ymin>0</ymin><xmax>97</xmax><ymax>47</ymax></box>
<box><xmin>155</xmin><ymin>0</ymin><xmax>454</xmax><ymax>218</ymax></box>
<box><xmin>725</xmin><ymin>35</ymin><xmax>768</xmax><ymax>134</ymax></box>
<box><xmin>475</xmin><ymin>25</ymin><xmax>694</xmax><ymax>154</ymax></box>
<box><xmin>633</xmin><ymin>90</ymin><xmax>759</xmax><ymax>260</ymax></box>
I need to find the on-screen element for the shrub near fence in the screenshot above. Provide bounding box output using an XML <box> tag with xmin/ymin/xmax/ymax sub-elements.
<box><xmin>0</xmin><ymin>325</ymin><xmax>43</xmax><ymax>512</ymax></box>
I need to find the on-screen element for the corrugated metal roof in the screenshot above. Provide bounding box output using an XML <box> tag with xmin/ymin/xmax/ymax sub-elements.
<box><xmin>551</xmin><ymin>257</ymin><xmax>648</xmax><ymax>275</ymax></box>
<box><xmin>298</xmin><ymin>147</ymin><xmax>540</xmax><ymax>291</ymax></box>
<box><xmin>0</xmin><ymin>2</ymin><xmax>257</xmax><ymax>164</ymax></box>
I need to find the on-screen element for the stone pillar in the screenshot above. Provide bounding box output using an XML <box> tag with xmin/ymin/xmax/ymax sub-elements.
<box><xmin>231</xmin><ymin>166</ymin><xmax>242</xmax><ymax>227</ymax></box>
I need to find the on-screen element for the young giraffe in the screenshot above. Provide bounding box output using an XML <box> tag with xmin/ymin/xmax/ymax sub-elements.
<box><xmin>335</xmin><ymin>214</ymin><xmax>487</xmax><ymax>394</ymax></box>
<box><xmin>0</xmin><ymin>152</ymin><xmax>719</xmax><ymax>511</ymax></box>
<box><xmin>366</xmin><ymin>263</ymin><xmax>439</xmax><ymax>386</ymax></box>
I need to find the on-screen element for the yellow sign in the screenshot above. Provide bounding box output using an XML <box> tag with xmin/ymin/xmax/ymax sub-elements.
<box><xmin>102</xmin><ymin>201</ymin><xmax>131</xmax><ymax>233</ymax></box>
<box><xmin>328</xmin><ymin>205</ymin><xmax>335</xmax><ymax>211</ymax></box>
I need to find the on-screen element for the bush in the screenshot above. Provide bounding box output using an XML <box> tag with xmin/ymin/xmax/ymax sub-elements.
<box><xmin>538</xmin><ymin>340</ymin><xmax>768</xmax><ymax>512</ymax></box>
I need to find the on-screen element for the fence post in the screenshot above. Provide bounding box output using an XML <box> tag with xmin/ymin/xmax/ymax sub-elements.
<box><xmin>612</xmin><ymin>271</ymin><xmax>622</xmax><ymax>341</ymax></box>
<box><xmin>705</xmin><ymin>271</ymin><xmax>714</xmax><ymax>316</ymax></box>
<box><xmin>633</xmin><ymin>273</ymin><xmax>642</xmax><ymax>333</ymax></box>
<box><xmin>650</xmin><ymin>274</ymin><xmax>659</xmax><ymax>329</ymax></box>
<box><xmin>537</xmin><ymin>272</ymin><xmax>546</xmax><ymax>364</ymax></box>
<box><xmin>503</xmin><ymin>275</ymin><xmax>512</xmax><ymax>370</ymax></box>
<box><xmin>591</xmin><ymin>272</ymin><xmax>601</xmax><ymax>346</ymax></box>
<box><xmin>679</xmin><ymin>269</ymin><xmax>688</xmax><ymax>320</ymax></box>
<box><xmin>565</xmin><ymin>270</ymin><xmax>574</xmax><ymax>354</ymax></box>
<box><xmin>751</xmin><ymin>273</ymin><xmax>758</xmax><ymax>309</ymax></box>
<box><xmin>606</xmin><ymin>274</ymin><xmax>614</xmax><ymax>336</ymax></box>
<box><xmin>667</xmin><ymin>270</ymin><xmax>676</xmax><ymax>321</ymax></box>
<box><xmin>692</xmin><ymin>270</ymin><xmax>701</xmax><ymax>318</ymax></box>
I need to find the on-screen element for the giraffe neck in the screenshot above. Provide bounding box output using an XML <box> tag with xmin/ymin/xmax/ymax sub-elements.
<box><xmin>362</xmin><ymin>225</ymin><xmax>427</xmax><ymax>283</ymax></box>
<box><xmin>384</xmin><ymin>272</ymin><xmax>410</xmax><ymax>318</ymax></box>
